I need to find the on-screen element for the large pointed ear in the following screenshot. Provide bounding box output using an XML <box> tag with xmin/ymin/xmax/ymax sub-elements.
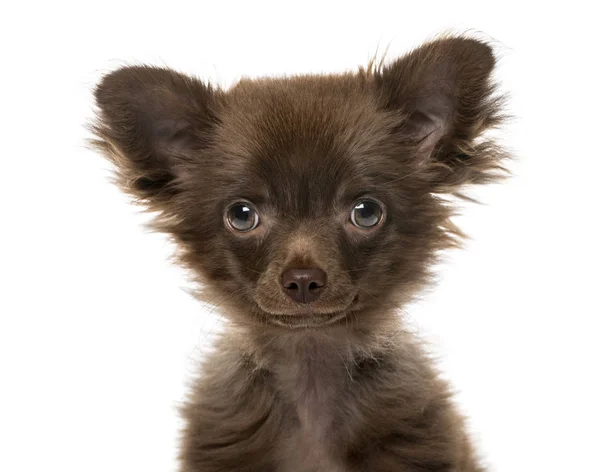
<box><xmin>375</xmin><ymin>36</ymin><xmax>507</xmax><ymax>191</ymax></box>
<box><xmin>92</xmin><ymin>66</ymin><xmax>221</xmax><ymax>203</ymax></box>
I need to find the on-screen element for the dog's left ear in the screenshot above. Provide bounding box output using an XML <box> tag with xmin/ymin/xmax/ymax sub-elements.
<box><xmin>375</xmin><ymin>37</ymin><xmax>506</xmax><ymax>190</ymax></box>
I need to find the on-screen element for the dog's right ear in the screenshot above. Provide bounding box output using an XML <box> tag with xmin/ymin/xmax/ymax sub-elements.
<box><xmin>92</xmin><ymin>66</ymin><xmax>220</xmax><ymax>203</ymax></box>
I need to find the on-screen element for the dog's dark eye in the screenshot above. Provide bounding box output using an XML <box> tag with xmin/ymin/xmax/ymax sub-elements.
<box><xmin>226</xmin><ymin>203</ymin><xmax>259</xmax><ymax>232</ymax></box>
<box><xmin>350</xmin><ymin>200</ymin><xmax>383</xmax><ymax>229</ymax></box>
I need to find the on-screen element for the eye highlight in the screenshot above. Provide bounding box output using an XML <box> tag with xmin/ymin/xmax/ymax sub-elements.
<box><xmin>226</xmin><ymin>202</ymin><xmax>260</xmax><ymax>232</ymax></box>
<box><xmin>350</xmin><ymin>199</ymin><xmax>384</xmax><ymax>229</ymax></box>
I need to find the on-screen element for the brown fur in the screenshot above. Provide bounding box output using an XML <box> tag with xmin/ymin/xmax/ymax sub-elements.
<box><xmin>91</xmin><ymin>35</ymin><xmax>508</xmax><ymax>471</ymax></box>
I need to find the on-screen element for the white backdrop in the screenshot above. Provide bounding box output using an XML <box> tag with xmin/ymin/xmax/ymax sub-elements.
<box><xmin>1</xmin><ymin>1</ymin><xmax>599</xmax><ymax>471</ymax></box>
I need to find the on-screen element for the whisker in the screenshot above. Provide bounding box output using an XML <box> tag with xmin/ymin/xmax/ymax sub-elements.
<box><xmin>382</xmin><ymin>168</ymin><xmax>422</xmax><ymax>185</ymax></box>
<box><xmin>321</xmin><ymin>329</ymin><xmax>353</xmax><ymax>382</ymax></box>
<box><xmin>187</xmin><ymin>287</ymin><xmax>247</xmax><ymax>359</ymax></box>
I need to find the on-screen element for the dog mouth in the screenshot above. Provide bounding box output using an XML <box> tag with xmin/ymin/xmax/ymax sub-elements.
<box><xmin>267</xmin><ymin>311</ymin><xmax>349</xmax><ymax>328</ymax></box>
<box><xmin>258</xmin><ymin>294</ymin><xmax>359</xmax><ymax>328</ymax></box>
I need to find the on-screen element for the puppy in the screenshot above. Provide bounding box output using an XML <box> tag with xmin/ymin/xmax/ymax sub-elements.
<box><xmin>92</xmin><ymin>35</ymin><xmax>507</xmax><ymax>471</ymax></box>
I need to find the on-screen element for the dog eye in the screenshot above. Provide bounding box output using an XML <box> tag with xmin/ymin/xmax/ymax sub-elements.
<box><xmin>350</xmin><ymin>200</ymin><xmax>383</xmax><ymax>229</ymax></box>
<box><xmin>226</xmin><ymin>203</ymin><xmax>260</xmax><ymax>232</ymax></box>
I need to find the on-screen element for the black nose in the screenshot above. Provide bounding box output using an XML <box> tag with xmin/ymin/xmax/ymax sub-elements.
<box><xmin>281</xmin><ymin>268</ymin><xmax>327</xmax><ymax>304</ymax></box>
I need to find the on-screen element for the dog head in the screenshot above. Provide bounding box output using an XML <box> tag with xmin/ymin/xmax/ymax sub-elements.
<box><xmin>92</xmin><ymin>36</ymin><xmax>506</xmax><ymax>329</ymax></box>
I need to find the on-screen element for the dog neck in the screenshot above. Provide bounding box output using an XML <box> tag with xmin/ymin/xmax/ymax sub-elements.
<box><xmin>236</xmin><ymin>317</ymin><xmax>406</xmax><ymax>404</ymax></box>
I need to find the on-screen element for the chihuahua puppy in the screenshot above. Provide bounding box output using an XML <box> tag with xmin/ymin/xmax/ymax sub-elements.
<box><xmin>92</xmin><ymin>35</ymin><xmax>507</xmax><ymax>471</ymax></box>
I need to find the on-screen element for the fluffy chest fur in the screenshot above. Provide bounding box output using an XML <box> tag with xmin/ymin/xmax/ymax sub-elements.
<box><xmin>180</xmin><ymin>326</ymin><xmax>477</xmax><ymax>472</ymax></box>
<box><xmin>272</xmin><ymin>335</ymin><xmax>354</xmax><ymax>471</ymax></box>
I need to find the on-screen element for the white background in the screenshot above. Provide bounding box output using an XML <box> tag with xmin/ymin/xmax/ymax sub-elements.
<box><xmin>1</xmin><ymin>1</ymin><xmax>599</xmax><ymax>471</ymax></box>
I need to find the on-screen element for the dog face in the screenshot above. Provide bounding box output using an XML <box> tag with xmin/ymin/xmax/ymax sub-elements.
<box><xmin>92</xmin><ymin>37</ymin><xmax>506</xmax><ymax>329</ymax></box>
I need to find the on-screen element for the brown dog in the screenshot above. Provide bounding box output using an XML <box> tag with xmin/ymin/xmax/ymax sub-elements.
<box><xmin>92</xmin><ymin>35</ymin><xmax>507</xmax><ymax>471</ymax></box>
